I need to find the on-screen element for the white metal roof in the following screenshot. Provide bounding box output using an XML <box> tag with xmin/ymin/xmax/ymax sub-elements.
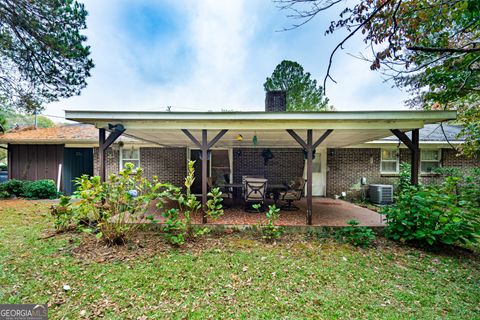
<box><xmin>65</xmin><ymin>110</ymin><xmax>456</xmax><ymax>148</ymax></box>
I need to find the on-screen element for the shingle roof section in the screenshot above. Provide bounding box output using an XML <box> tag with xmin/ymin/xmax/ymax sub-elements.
<box><xmin>381</xmin><ymin>124</ymin><xmax>464</xmax><ymax>142</ymax></box>
<box><xmin>0</xmin><ymin>123</ymin><xmax>138</xmax><ymax>143</ymax></box>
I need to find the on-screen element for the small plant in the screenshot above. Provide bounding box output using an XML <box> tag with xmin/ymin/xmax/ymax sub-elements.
<box><xmin>162</xmin><ymin>208</ymin><xmax>188</xmax><ymax>246</ymax></box>
<box><xmin>50</xmin><ymin>195</ymin><xmax>77</xmax><ymax>231</ymax></box>
<box><xmin>335</xmin><ymin>220</ymin><xmax>376</xmax><ymax>248</ymax></box>
<box><xmin>396</xmin><ymin>162</ymin><xmax>411</xmax><ymax>194</ymax></box>
<box><xmin>157</xmin><ymin>160</ymin><xmax>224</xmax><ymax>246</ymax></box>
<box><xmin>206</xmin><ymin>187</ymin><xmax>224</xmax><ymax>221</ymax></box>
<box><xmin>256</xmin><ymin>204</ymin><xmax>284</xmax><ymax>242</ymax></box>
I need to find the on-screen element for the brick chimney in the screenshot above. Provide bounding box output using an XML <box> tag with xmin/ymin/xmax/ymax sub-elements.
<box><xmin>265</xmin><ymin>91</ymin><xmax>286</xmax><ymax>112</ymax></box>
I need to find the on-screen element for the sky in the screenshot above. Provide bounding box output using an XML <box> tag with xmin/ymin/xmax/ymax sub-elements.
<box><xmin>45</xmin><ymin>0</ymin><xmax>410</xmax><ymax>119</ymax></box>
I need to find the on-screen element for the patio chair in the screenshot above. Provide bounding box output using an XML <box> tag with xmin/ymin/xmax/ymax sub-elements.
<box><xmin>279</xmin><ymin>177</ymin><xmax>306</xmax><ymax>211</ymax></box>
<box><xmin>244</xmin><ymin>177</ymin><xmax>268</xmax><ymax>212</ymax></box>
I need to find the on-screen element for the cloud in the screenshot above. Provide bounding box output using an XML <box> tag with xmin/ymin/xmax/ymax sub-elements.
<box><xmin>44</xmin><ymin>0</ymin><xmax>410</xmax><ymax>120</ymax></box>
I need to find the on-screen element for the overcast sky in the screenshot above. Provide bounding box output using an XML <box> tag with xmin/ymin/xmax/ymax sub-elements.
<box><xmin>45</xmin><ymin>0</ymin><xmax>410</xmax><ymax>119</ymax></box>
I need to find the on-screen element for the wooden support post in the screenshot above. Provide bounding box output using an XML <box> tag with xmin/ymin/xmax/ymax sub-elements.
<box><xmin>182</xmin><ymin>129</ymin><xmax>228</xmax><ymax>224</ymax></box>
<box><xmin>286</xmin><ymin>129</ymin><xmax>333</xmax><ymax>225</ymax></box>
<box><xmin>99</xmin><ymin>129</ymin><xmax>106</xmax><ymax>182</ymax></box>
<box><xmin>390</xmin><ymin>129</ymin><xmax>420</xmax><ymax>185</ymax></box>
<box><xmin>306</xmin><ymin>130</ymin><xmax>313</xmax><ymax>225</ymax></box>
<box><xmin>411</xmin><ymin>129</ymin><xmax>420</xmax><ymax>185</ymax></box>
<box><xmin>201</xmin><ymin>130</ymin><xmax>208</xmax><ymax>224</ymax></box>
<box><xmin>99</xmin><ymin>125</ymin><xmax>125</xmax><ymax>182</ymax></box>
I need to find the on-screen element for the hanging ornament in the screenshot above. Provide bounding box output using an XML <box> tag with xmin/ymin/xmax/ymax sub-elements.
<box><xmin>252</xmin><ymin>132</ymin><xmax>258</xmax><ymax>146</ymax></box>
<box><xmin>236</xmin><ymin>134</ymin><xmax>243</xmax><ymax>142</ymax></box>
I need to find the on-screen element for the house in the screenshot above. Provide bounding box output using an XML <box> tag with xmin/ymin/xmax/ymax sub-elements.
<box><xmin>1</xmin><ymin>92</ymin><xmax>477</xmax><ymax>224</ymax></box>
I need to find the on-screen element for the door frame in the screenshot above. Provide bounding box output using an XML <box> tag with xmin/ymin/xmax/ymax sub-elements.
<box><xmin>187</xmin><ymin>148</ymin><xmax>233</xmax><ymax>193</ymax></box>
<box><xmin>304</xmin><ymin>147</ymin><xmax>327</xmax><ymax>196</ymax></box>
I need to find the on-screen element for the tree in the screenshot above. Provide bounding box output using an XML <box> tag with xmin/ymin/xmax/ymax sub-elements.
<box><xmin>264</xmin><ymin>60</ymin><xmax>330</xmax><ymax>111</ymax></box>
<box><xmin>0</xmin><ymin>0</ymin><xmax>94</xmax><ymax>113</ymax></box>
<box><xmin>276</xmin><ymin>0</ymin><xmax>479</xmax><ymax>157</ymax></box>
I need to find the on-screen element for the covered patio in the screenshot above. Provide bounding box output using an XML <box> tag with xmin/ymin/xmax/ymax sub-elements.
<box><xmin>65</xmin><ymin>108</ymin><xmax>456</xmax><ymax>226</ymax></box>
<box><xmin>146</xmin><ymin>197</ymin><xmax>385</xmax><ymax>227</ymax></box>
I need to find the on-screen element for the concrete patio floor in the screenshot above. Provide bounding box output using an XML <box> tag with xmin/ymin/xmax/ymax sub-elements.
<box><xmin>150</xmin><ymin>197</ymin><xmax>385</xmax><ymax>227</ymax></box>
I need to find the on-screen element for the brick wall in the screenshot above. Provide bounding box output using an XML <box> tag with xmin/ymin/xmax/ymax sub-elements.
<box><xmin>93</xmin><ymin>147</ymin><xmax>119</xmax><ymax>177</ymax></box>
<box><xmin>93</xmin><ymin>147</ymin><xmax>187</xmax><ymax>186</ymax></box>
<box><xmin>326</xmin><ymin>148</ymin><xmax>479</xmax><ymax>198</ymax></box>
<box><xmin>232</xmin><ymin>148</ymin><xmax>304</xmax><ymax>185</ymax></box>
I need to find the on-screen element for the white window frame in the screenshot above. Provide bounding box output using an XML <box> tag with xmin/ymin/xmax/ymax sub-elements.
<box><xmin>380</xmin><ymin>148</ymin><xmax>399</xmax><ymax>174</ymax></box>
<box><xmin>119</xmin><ymin>146</ymin><xmax>140</xmax><ymax>171</ymax></box>
<box><xmin>420</xmin><ymin>149</ymin><xmax>441</xmax><ymax>173</ymax></box>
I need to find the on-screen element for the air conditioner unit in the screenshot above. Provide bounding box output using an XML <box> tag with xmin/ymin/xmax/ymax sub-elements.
<box><xmin>369</xmin><ymin>184</ymin><xmax>394</xmax><ymax>205</ymax></box>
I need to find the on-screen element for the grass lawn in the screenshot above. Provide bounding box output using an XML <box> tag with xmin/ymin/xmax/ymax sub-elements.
<box><xmin>1</xmin><ymin>200</ymin><xmax>479</xmax><ymax>319</ymax></box>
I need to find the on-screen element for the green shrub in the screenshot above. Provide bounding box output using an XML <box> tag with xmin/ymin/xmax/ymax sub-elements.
<box><xmin>50</xmin><ymin>195</ymin><xmax>78</xmax><ymax>231</ymax></box>
<box><xmin>21</xmin><ymin>179</ymin><xmax>59</xmax><ymax>199</ymax></box>
<box><xmin>0</xmin><ymin>179</ymin><xmax>26</xmax><ymax>197</ymax></box>
<box><xmin>335</xmin><ymin>220</ymin><xmax>376</xmax><ymax>248</ymax></box>
<box><xmin>253</xmin><ymin>204</ymin><xmax>284</xmax><ymax>242</ymax></box>
<box><xmin>206</xmin><ymin>187</ymin><xmax>224</xmax><ymax>221</ymax></box>
<box><xmin>51</xmin><ymin>163</ymin><xmax>162</xmax><ymax>245</ymax></box>
<box><xmin>150</xmin><ymin>161</ymin><xmax>224</xmax><ymax>246</ymax></box>
<box><xmin>382</xmin><ymin>169</ymin><xmax>480</xmax><ymax>246</ymax></box>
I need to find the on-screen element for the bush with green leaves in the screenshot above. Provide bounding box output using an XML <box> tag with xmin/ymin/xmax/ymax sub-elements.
<box><xmin>21</xmin><ymin>179</ymin><xmax>59</xmax><ymax>199</ymax></box>
<box><xmin>155</xmin><ymin>160</ymin><xmax>222</xmax><ymax>246</ymax></box>
<box><xmin>335</xmin><ymin>220</ymin><xmax>376</xmax><ymax>248</ymax></box>
<box><xmin>0</xmin><ymin>179</ymin><xmax>58</xmax><ymax>199</ymax></box>
<box><xmin>51</xmin><ymin>163</ymin><xmax>162</xmax><ymax>245</ymax></box>
<box><xmin>50</xmin><ymin>195</ymin><xmax>78</xmax><ymax>231</ymax></box>
<box><xmin>253</xmin><ymin>204</ymin><xmax>284</xmax><ymax>242</ymax></box>
<box><xmin>0</xmin><ymin>179</ymin><xmax>26</xmax><ymax>198</ymax></box>
<box><xmin>206</xmin><ymin>187</ymin><xmax>224</xmax><ymax>221</ymax></box>
<box><xmin>383</xmin><ymin>168</ymin><xmax>480</xmax><ymax>246</ymax></box>
<box><xmin>396</xmin><ymin>162</ymin><xmax>411</xmax><ymax>194</ymax></box>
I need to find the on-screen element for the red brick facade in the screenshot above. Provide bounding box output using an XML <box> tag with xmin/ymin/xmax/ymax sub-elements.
<box><xmin>93</xmin><ymin>147</ymin><xmax>187</xmax><ymax>187</ymax></box>
<box><xmin>94</xmin><ymin>146</ymin><xmax>478</xmax><ymax>199</ymax></box>
<box><xmin>325</xmin><ymin>148</ymin><xmax>479</xmax><ymax>198</ymax></box>
<box><xmin>232</xmin><ymin>148</ymin><xmax>304</xmax><ymax>185</ymax></box>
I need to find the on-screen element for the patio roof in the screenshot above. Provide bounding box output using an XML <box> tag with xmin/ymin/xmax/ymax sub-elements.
<box><xmin>65</xmin><ymin>110</ymin><xmax>456</xmax><ymax>148</ymax></box>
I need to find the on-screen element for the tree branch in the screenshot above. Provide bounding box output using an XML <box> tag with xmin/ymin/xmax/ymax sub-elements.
<box><xmin>407</xmin><ymin>46</ymin><xmax>480</xmax><ymax>53</ymax></box>
<box><xmin>323</xmin><ymin>0</ymin><xmax>395</xmax><ymax>94</ymax></box>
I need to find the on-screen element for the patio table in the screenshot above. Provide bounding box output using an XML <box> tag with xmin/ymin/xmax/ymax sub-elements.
<box><xmin>217</xmin><ymin>183</ymin><xmax>287</xmax><ymax>203</ymax></box>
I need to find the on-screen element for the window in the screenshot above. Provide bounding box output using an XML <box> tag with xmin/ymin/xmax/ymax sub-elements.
<box><xmin>120</xmin><ymin>147</ymin><xmax>140</xmax><ymax>170</ymax></box>
<box><xmin>380</xmin><ymin>149</ymin><xmax>399</xmax><ymax>173</ymax></box>
<box><xmin>421</xmin><ymin>149</ymin><xmax>441</xmax><ymax>173</ymax></box>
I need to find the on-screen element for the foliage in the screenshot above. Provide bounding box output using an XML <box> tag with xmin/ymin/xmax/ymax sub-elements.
<box><xmin>0</xmin><ymin>179</ymin><xmax>58</xmax><ymax>199</ymax></box>
<box><xmin>161</xmin><ymin>208</ymin><xmax>188</xmax><ymax>246</ymax></box>
<box><xmin>458</xmin><ymin>107</ymin><xmax>480</xmax><ymax>159</ymax></box>
<box><xmin>0</xmin><ymin>0</ymin><xmax>94</xmax><ymax>112</ymax></box>
<box><xmin>50</xmin><ymin>195</ymin><xmax>77</xmax><ymax>231</ymax></box>
<box><xmin>0</xmin><ymin>112</ymin><xmax>6</xmax><ymax>132</ymax></box>
<box><xmin>0</xmin><ymin>179</ymin><xmax>25</xmax><ymax>197</ymax></box>
<box><xmin>88</xmin><ymin>163</ymin><xmax>160</xmax><ymax>245</ymax></box>
<box><xmin>0</xmin><ymin>109</ymin><xmax>55</xmax><ymax>130</ymax></box>
<box><xmin>253</xmin><ymin>204</ymin><xmax>285</xmax><ymax>242</ymax></box>
<box><xmin>206</xmin><ymin>187</ymin><xmax>224</xmax><ymax>221</ymax></box>
<box><xmin>51</xmin><ymin>163</ymin><xmax>162</xmax><ymax>245</ymax></box>
<box><xmin>383</xmin><ymin>168</ymin><xmax>480</xmax><ymax>246</ymax></box>
<box><xmin>264</xmin><ymin>60</ymin><xmax>330</xmax><ymax>111</ymax></box>
<box><xmin>21</xmin><ymin>179</ymin><xmax>58</xmax><ymax>199</ymax></box>
<box><xmin>396</xmin><ymin>162</ymin><xmax>411</xmax><ymax>194</ymax></box>
<box><xmin>276</xmin><ymin>1</ymin><xmax>479</xmax><ymax>157</ymax></box>
<box><xmin>335</xmin><ymin>220</ymin><xmax>376</xmax><ymax>248</ymax></box>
